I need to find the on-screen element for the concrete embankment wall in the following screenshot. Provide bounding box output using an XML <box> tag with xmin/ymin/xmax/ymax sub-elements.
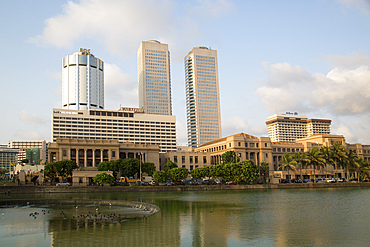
<box><xmin>1</xmin><ymin>183</ymin><xmax>370</xmax><ymax>194</ymax></box>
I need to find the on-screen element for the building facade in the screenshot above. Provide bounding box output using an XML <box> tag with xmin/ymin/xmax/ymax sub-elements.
<box><xmin>48</xmin><ymin>138</ymin><xmax>161</xmax><ymax>170</ymax></box>
<box><xmin>161</xmin><ymin>132</ymin><xmax>369</xmax><ymax>183</ymax></box>
<box><xmin>0</xmin><ymin>147</ymin><xmax>18</xmax><ymax>172</ymax></box>
<box><xmin>137</xmin><ymin>40</ymin><xmax>172</xmax><ymax>115</ymax></box>
<box><xmin>62</xmin><ymin>48</ymin><xmax>104</xmax><ymax>110</ymax></box>
<box><xmin>8</xmin><ymin>140</ymin><xmax>47</xmax><ymax>164</ymax></box>
<box><xmin>266</xmin><ymin>113</ymin><xmax>331</xmax><ymax>142</ymax></box>
<box><xmin>51</xmin><ymin>107</ymin><xmax>176</xmax><ymax>153</ymax></box>
<box><xmin>185</xmin><ymin>46</ymin><xmax>221</xmax><ymax>148</ymax></box>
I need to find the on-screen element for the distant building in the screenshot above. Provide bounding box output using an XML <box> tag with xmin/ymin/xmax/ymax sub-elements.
<box><xmin>51</xmin><ymin>107</ymin><xmax>176</xmax><ymax>153</ymax></box>
<box><xmin>185</xmin><ymin>46</ymin><xmax>221</xmax><ymax>148</ymax></box>
<box><xmin>137</xmin><ymin>40</ymin><xmax>172</xmax><ymax>115</ymax></box>
<box><xmin>8</xmin><ymin>140</ymin><xmax>47</xmax><ymax>164</ymax></box>
<box><xmin>62</xmin><ymin>48</ymin><xmax>104</xmax><ymax>110</ymax></box>
<box><xmin>265</xmin><ymin>113</ymin><xmax>331</xmax><ymax>142</ymax></box>
<box><xmin>0</xmin><ymin>147</ymin><xmax>18</xmax><ymax>172</ymax></box>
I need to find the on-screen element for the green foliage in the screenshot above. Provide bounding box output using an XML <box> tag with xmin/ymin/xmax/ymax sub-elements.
<box><xmin>260</xmin><ymin>161</ymin><xmax>269</xmax><ymax>183</ymax></box>
<box><xmin>191</xmin><ymin>167</ymin><xmax>207</xmax><ymax>179</ymax></box>
<box><xmin>120</xmin><ymin>158</ymin><xmax>140</xmax><ymax>177</ymax></box>
<box><xmin>168</xmin><ymin>167</ymin><xmax>189</xmax><ymax>182</ymax></box>
<box><xmin>153</xmin><ymin>170</ymin><xmax>167</xmax><ymax>183</ymax></box>
<box><xmin>93</xmin><ymin>172</ymin><xmax>115</xmax><ymax>186</ymax></box>
<box><xmin>44</xmin><ymin>160</ymin><xmax>78</xmax><ymax>181</ymax></box>
<box><xmin>0</xmin><ymin>168</ymin><xmax>8</xmax><ymax>176</ymax></box>
<box><xmin>164</xmin><ymin>160</ymin><xmax>178</xmax><ymax>172</ymax></box>
<box><xmin>141</xmin><ymin>162</ymin><xmax>156</xmax><ymax>176</ymax></box>
<box><xmin>221</xmin><ymin>151</ymin><xmax>240</xmax><ymax>164</ymax></box>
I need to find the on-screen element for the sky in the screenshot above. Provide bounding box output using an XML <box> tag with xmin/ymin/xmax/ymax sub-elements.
<box><xmin>1</xmin><ymin>0</ymin><xmax>370</xmax><ymax>146</ymax></box>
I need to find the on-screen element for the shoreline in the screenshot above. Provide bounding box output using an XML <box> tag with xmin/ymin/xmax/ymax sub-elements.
<box><xmin>1</xmin><ymin>182</ymin><xmax>370</xmax><ymax>194</ymax></box>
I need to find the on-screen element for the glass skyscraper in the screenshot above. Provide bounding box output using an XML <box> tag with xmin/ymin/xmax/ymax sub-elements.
<box><xmin>137</xmin><ymin>40</ymin><xmax>172</xmax><ymax>115</ymax></box>
<box><xmin>185</xmin><ymin>46</ymin><xmax>221</xmax><ymax>148</ymax></box>
<box><xmin>62</xmin><ymin>48</ymin><xmax>104</xmax><ymax>110</ymax></box>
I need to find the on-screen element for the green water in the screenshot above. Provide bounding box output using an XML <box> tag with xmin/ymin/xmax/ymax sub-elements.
<box><xmin>1</xmin><ymin>187</ymin><xmax>369</xmax><ymax>247</ymax></box>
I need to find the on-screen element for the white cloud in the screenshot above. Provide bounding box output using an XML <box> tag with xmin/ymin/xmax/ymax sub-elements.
<box><xmin>18</xmin><ymin>110</ymin><xmax>48</xmax><ymax>126</ymax></box>
<box><xmin>222</xmin><ymin>116</ymin><xmax>266</xmax><ymax>138</ymax></box>
<box><xmin>327</xmin><ymin>52</ymin><xmax>370</xmax><ymax>69</ymax></box>
<box><xmin>104</xmin><ymin>63</ymin><xmax>137</xmax><ymax>109</ymax></box>
<box><xmin>256</xmin><ymin>62</ymin><xmax>370</xmax><ymax>116</ymax></box>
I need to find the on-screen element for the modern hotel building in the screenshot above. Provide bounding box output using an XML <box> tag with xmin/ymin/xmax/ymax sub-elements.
<box><xmin>62</xmin><ymin>48</ymin><xmax>104</xmax><ymax>110</ymax></box>
<box><xmin>51</xmin><ymin>107</ymin><xmax>176</xmax><ymax>153</ymax></box>
<box><xmin>137</xmin><ymin>40</ymin><xmax>172</xmax><ymax>115</ymax></box>
<box><xmin>266</xmin><ymin>113</ymin><xmax>331</xmax><ymax>142</ymax></box>
<box><xmin>185</xmin><ymin>46</ymin><xmax>221</xmax><ymax>148</ymax></box>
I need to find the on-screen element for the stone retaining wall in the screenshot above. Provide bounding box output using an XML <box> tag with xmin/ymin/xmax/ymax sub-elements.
<box><xmin>1</xmin><ymin>182</ymin><xmax>370</xmax><ymax>194</ymax></box>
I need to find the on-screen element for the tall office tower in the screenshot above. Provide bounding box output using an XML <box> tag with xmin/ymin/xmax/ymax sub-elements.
<box><xmin>185</xmin><ymin>46</ymin><xmax>222</xmax><ymax>148</ymax></box>
<box><xmin>62</xmin><ymin>48</ymin><xmax>104</xmax><ymax>110</ymax></box>
<box><xmin>266</xmin><ymin>112</ymin><xmax>331</xmax><ymax>142</ymax></box>
<box><xmin>137</xmin><ymin>40</ymin><xmax>172</xmax><ymax>115</ymax></box>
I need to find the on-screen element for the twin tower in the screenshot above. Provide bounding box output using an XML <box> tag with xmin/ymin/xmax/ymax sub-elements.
<box><xmin>62</xmin><ymin>41</ymin><xmax>221</xmax><ymax>147</ymax></box>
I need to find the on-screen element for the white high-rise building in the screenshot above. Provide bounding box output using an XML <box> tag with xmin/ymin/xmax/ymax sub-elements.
<box><xmin>185</xmin><ymin>46</ymin><xmax>222</xmax><ymax>148</ymax></box>
<box><xmin>62</xmin><ymin>48</ymin><xmax>104</xmax><ymax>110</ymax></box>
<box><xmin>266</xmin><ymin>113</ymin><xmax>331</xmax><ymax>142</ymax></box>
<box><xmin>137</xmin><ymin>40</ymin><xmax>172</xmax><ymax>115</ymax></box>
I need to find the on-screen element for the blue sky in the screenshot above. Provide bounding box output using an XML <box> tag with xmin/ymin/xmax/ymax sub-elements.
<box><xmin>1</xmin><ymin>0</ymin><xmax>370</xmax><ymax>145</ymax></box>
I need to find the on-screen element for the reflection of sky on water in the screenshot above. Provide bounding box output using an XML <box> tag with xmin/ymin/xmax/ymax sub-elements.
<box><xmin>0</xmin><ymin>188</ymin><xmax>369</xmax><ymax>246</ymax></box>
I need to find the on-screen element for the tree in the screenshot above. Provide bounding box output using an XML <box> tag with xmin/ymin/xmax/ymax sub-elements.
<box><xmin>120</xmin><ymin>158</ymin><xmax>140</xmax><ymax>177</ymax></box>
<box><xmin>221</xmin><ymin>151</ymin><xmax>240</xmax><ymax>164</ymax></box>
<box><xmin>279</xmin><ymin>153</ymin><xmax>297</xmax><ymax>180</ymax></box>
<box><xmin>153</xmin><ymin>170</ymin><xmax>167</xmax><ymax>183</ymax></box>
<box><xmin>330</xmin><ymin>142</ymin><xmax>347</xmax><ymax>172</ymax></box>
<box><xmin>238</xmin><ymin>160</ymin><xmax>259</xmax><ymax>183</ymax></box>
<box><xmin>164</xmin><ymin>160</ymin><xmax>178</xmax><ymax>172</ymax></box>
<box><xmin>141</xmin><ymin>162</ymin><xmax>156</xmax><ymax>176</ymax></box>
<box><xmin>294</xmin><ymin>151</ymin><xmax>307</xmax><ymax>180</ymax></box>
<box><xmin>191</xmin><ymin>167</ymin><xmax>208</xmax><ymax>180</ymax></box>
<box><xmin>305</xmin><ymin>147</ymin><xmax>325</xmax><ymax>183</ymax></box>
<box><xmin>320</xmin><ymin>146</ymin><xmax>332</xmax><ymax>179</ymax></box>
<box><xmin>168</xmin><ymin>167</ymin><xmax>189</xmax><ymax>182</ymax></box>
<box><xmin>93</xmin><ymin>172</ymin><xmax>115</xmax><ymax>186</ymax></box>
<box><xmin>44</xmin><ymin>160</ymin><xmax>78</xmax><ymax>182</ymax></box>
<box><xmin>260</xmin><ymin>161</ymin><xmax>269</xmax><ymax>183</ymax></box>
<box><xmin>345</xmin><ymin>150</ymin><xmax>360</xmax><ymax>181</ymax></box>
<box><xmin>97</xmin><ymin>161</ymin><xmax>119</xmax><ymax>178</ymax></box>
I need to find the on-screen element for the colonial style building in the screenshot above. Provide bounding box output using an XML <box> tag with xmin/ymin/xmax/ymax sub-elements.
<box><xmin>48</xmin><ymin>138</ymin><xmax>160</xmax><ymax>170</ymax></box>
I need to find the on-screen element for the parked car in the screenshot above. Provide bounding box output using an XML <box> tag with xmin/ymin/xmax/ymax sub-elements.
<box><xmin>326</xmin><ymin>178</ymin><xmax>336</xmax><ymax>183</ymax></box>
<box><xmin>183</xmin><ymin>179</ymin><xmax>193</xmax><ymax>185</ymax></box>
<box><xmin>165</xmin><ymin>181</ymin><xmax>174</xmax><ymax>186</ymax></box>
<box><xmin>56</xmin><ymin>182</ymin><xmax>70</xmax><ymax>186</ymax></box>
<box><xmin>149</xmin><ymin>180</ymin><xmax>156</xmax><ymax>186</ymax></box>
<box><xmin>349</xmin><ymin>178</ymin><xmax>358</xmax><ymax>183</ymax></box>
<box><xmin>280</xmin><ymin>179</ymin><xmax>290</xmax><ymax>183</ymax></box>
<box><xmin>291</xmin><ymin>179</ymin><xmax>302</xmax><ymax>183</ymax></box>
<box><xmin>361</xmin><ymin>178</ymin><xmax>370</xmax><ymax>182</ymax></box>
<box><xmin>142</xmin><ymin>181</ymin><xmax>149</xmax><ymax>186</ymax></box>
<box><xmin>316</xmin><ymin>178</ymin><xmax>326</xmax><ymax>183</ymax></box>
<box><xmin>303</xmin><ymin>179</ymin><xmax>312</xmax><ymax>183</ymax></box>
<box><xmin>226</xmin><ymin>181</ymin><xmax>236</xmax><ymax>185</ymax></box>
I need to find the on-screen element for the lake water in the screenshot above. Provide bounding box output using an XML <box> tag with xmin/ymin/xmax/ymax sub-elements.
<box><xmin>1</xmin><ymin>187</ymin><xmax>369</xmax><ymax>247</ymax></box>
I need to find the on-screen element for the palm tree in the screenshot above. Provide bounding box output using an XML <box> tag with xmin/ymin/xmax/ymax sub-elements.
<box><xmin>330</xmin><ymin>141</ymin><xmax>347</xmax><ymax>177</ymax></box>
<box><xmin>354</xmin><ymin>159</ymin><xmax>370</xmax><ymax>182</ymax></box>
<box><xmin>320</xmin><ymin>146</ymin><xmax>332</xmax><ymax>179</ymax></box>
<box><xmin>345</xmin><ymin>150</ymin><xmax>360</xmax><ymax>181</ymax></box>
<box><xmin>294</xmin><ymin>151</ymin><xmax>306</xmax><ymax>181</ymax></box>
<box><xmin>279</xmin><ymin>154</ymin><xmax>297</xmax><ymax>181</ymax></box>
<box><xmin>305</xmin><ymin>147</ymin><xmax>325</xmax><ymax>183</ymax></box>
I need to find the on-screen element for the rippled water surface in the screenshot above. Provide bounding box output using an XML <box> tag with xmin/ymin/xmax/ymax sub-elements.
<box><xmin>1</xmin><ymin>187</ymin><xmax>369</xmax><ymax>247</ymax></box>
